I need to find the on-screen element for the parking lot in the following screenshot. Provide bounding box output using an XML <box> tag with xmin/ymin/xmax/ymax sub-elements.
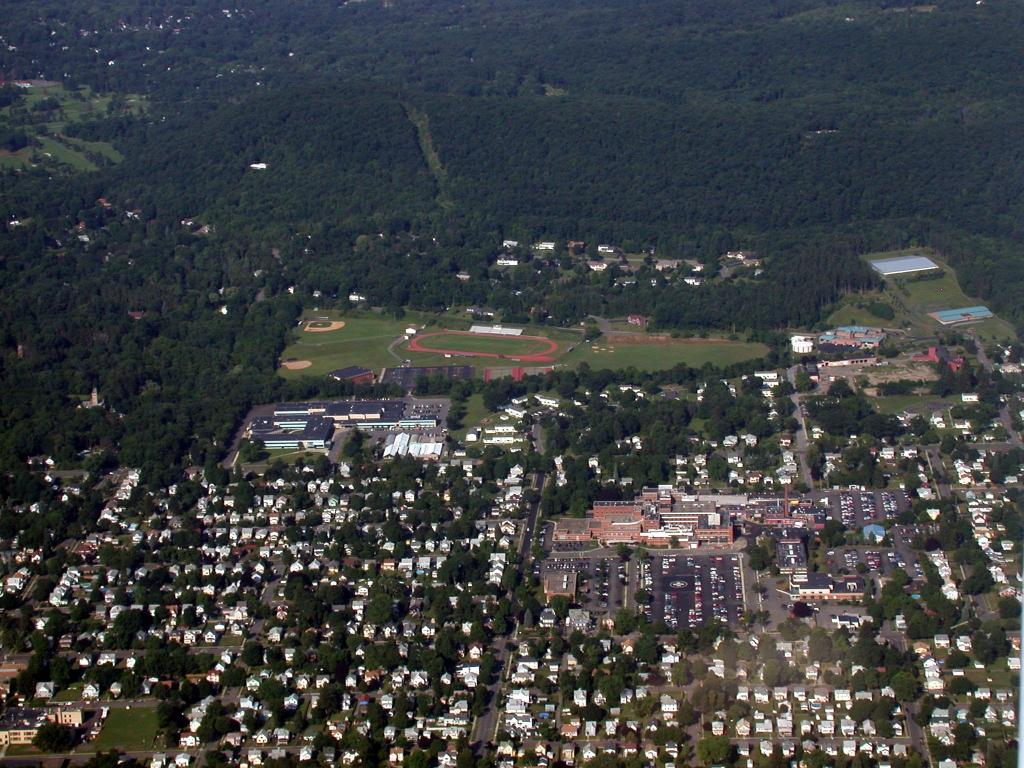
<box><xmin>829</xmin><ymin>490</ymin><xmax>906</xmax><ymax>526</ymax></box>
<box><xmin>380</xmin><ymin>365</ymin><xmax>475</xmax><ymax>393</ymax></box>
<box><xmin>540</xmin><ymin>557</ymin><xmax>625</xmax><ymax>616</ymax></box>
<box><xmin>823</xmin><ymin>546</ymin><xmax>908</xmax><ymax>577</ymax></box>
<box><xmin>643</xmin><ymin>553</ymin><xmax>745</xmax><ymax>629</ymax></box>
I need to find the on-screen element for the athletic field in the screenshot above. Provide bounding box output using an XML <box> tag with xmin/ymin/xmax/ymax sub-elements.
<box><xmin>278</xmin><ymin>311</ymin><xmax>771</xmax><ymax>378</ymax></box>
<box><xmin>407</xmin><ymin>330</ymin><xmax>560</xmax><ymax>362</ymax></box>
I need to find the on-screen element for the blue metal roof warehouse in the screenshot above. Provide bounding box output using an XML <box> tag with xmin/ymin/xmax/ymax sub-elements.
<box><xmin>930</xmin><ymin>306</ymin><xmax>993</xmax><ymax>325</ymax></box>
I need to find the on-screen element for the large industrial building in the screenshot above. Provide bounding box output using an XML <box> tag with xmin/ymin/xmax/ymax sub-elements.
<box><xmin>553</xmin><ymin>487</ymin><xmax>735</xmax><ymax>548</ymax></box>
<box><xmin>271</xmin><ymin>399</ymin><xmax>440</xmax><ymax>430</ymax></box>
<box><xmin>249</xmin><ymin>415</ymin><xmax>334</xmax><ymax>450</ymax></box>
<box><xmin>382</xmin><ymin>432</ymin><xmax>444</xmax><ymax>460</ymax></box>
<box><xmin>247</xmin><ymin>398</ymin><xmax>444</xmax><ymax>450</ymax></box>
<box><xmin>869</xmin><ymin>254</ymin><xmax>939</xmax><ymax>276</ymax></box>
<box><xmin>817</xmin><ymin>326</ymin><xmax>886</xmax><ymax>350</ymax></box>
<box><xmin>929</xmin><ymin>306</ymin><xmax>994</xmax><ymax>325</ymax></box>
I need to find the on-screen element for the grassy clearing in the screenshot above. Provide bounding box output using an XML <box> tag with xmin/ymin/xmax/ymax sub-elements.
<box><xmin>64</xmin><ymin>135</ymin><xmax>123</xmax><ymax>163</ymax></box>
<box><xmin>562</xmin><ymin>338</ymin><xmax>768</xmax><ymax>371</ymax></box>
<box><xmin>82</xmin><ymin>707</ymin><xmax>159</xmax><ymax>753</ymax></box>
<box><xmin>264</xmin><ymin>448</ymin><xmax>327</xmax><ymax>463</ymax></box>
<box><xmin>0</xmin><ymin>150</ymin><xmax>31</xmax><ymax>170</ymax></box>
<box><xmin>873</xmin><ymin>394</ymin><xmax>956</xmax><ymax>415</ymax></box>
<box><xmin>451</xmin><ymin>393</ymin><xmax>492</xmax><ymax>439</ymax></box>
<box><xmin>53</xmin><ymin>682</ymin><xmax>85</xmax><ymax>702</ymax></box>
<box><xmin>825</xmin><ymin>290</ymin><xmax>909</xmax><ymax>329</ymax></box>
<box><xmin>404</xmin><ymin>104</ymin><xmax>454</xmax><ymax>210</ymax></box>
<box><xmin>964</xmin><ymin>661</ymin><xmax>1012</xmax><ymax>689</ymax></box>
<box><xmin>36</xmin><ymin>135</ymin><xmax>97</xmax><ymax>171</ymax></box>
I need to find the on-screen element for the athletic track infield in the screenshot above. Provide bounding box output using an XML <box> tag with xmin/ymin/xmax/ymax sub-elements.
<box><xmin>407</xmin><ymin>330</ymin><xmax>560</xmax><ymax>363</ymax></box>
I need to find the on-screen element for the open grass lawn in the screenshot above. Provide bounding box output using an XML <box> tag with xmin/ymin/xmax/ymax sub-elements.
<box><xmin>963</xmin><ymin>662</ymin><xmax>1012</xmax><ymax>690</ymax></box>
<box><xmin>82</xmin><ymin>707</ymin><xmax>159</xmax><ymax>753</ymax></box>
<box><xmin>825</xmin><ymin>290</ymin><xmax>910</xmax><ymax>329</ymax></box>
<box><xmin>36</xmin><ymin>135</ymin><xmax>98</xmax><ymax>171</ymax></box>
<box><xmin>450</xmin><ymin>393</ymin><xmax>492</xmax><ymax>439</ymax></box>
<box><xmin>263</xmin><ymin>448</ymin><xmax>326</xmax><ymax>464</ymax></box>
<box><xmin>897</xmin><ymin>265</ymin><xmax>1017</xmax><ymax>341</ymax></box>
<box><xmin>240</xmin><ymin>447</ymin><xmax>329</xmax><ymax>473</ymax></box>
<box><xmin>53</xmin><ymin>682</ymin><xmax>85</xmax><ymax>702</ymax></box>
<box><xmin>279</xmin><ymin>313</ymin><xmax>427</xmax><ymax>378</ymax></box>
<box><xmin>873</xmin><ymin>394</ymin><xmax>955</xmax><ymax>415</ymax></box>
<box><xmin>64</xmin><ymin>135</ymin><xmax>124</xmax><ymax>163</ymax></box>
<box><xmin>562</xmin><ymin>337</ymin><xmax>768</xmax><ymax>371</ymax></box>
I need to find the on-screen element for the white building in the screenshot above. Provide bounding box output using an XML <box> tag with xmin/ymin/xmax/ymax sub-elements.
<box><xmin>791</xmin><ymin>336</ymin><xmax>814</xmax><ymax>354</ymax></box>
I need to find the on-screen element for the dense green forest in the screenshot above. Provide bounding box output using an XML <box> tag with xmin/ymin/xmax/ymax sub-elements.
<box><xmin>1</xmin><ymin>0</ymin><xmax>1023</xmax><ymax>478</ymax></box>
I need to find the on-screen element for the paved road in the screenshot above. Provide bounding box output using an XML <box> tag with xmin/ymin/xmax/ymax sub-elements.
<box><xmin>517</xmin><ymin>472</ymin><xmax>545</xmax><ymax>559</ymax></box>
<box><xmin>386</xmin><ymin>334</ymin><xmax>407</xmax><ymax>364</ymax></box>
<box><xmin>971</xmin><ymin>333</ymin><xmax>1023</xmax><ymax>449</ymax></box>
<box><xmin>472</xmin><ymin>471</ymin><xmax>546</xmax><ymax>753</ymax></box>
<box><xmin>924</xmin><ymin>444</ymin><xmax>951</xmax><ymax>499</ymax></box>
<box><xmin>786</xmin><ymin>366</ymin><xmax>815</xmax><ymax>489</ymax></box>
<box><xmin>0</xmin><ymin>742</ymin><xmax>314</xmax><ymax>767</ymax></box>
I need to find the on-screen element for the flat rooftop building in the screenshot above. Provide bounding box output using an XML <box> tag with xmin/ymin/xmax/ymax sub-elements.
<box><xmin>543</xmin><ymin>571</ymin><xmax>577</xmax><ymax>600</ymax></box>
<box><xmin>929</xmin><ymin>306</ymin><xmax>993</xmax><ymax>325</ymax></box>
<box><xmin>250</xmin><ymin>415</ymin><xmax>333</xmax><ymax>450</ymax></box>
<box><xmin>776</xmin><ymin>538</ymin><xmax>808</xmax><ymax>575</ymax></box>
<box><xmin>817</xmin><ymin>326</ymin><xmax>886</xmax><ymax>349</ymax></box>
<box><xmin>869</xmin><ymin>254</ymin><xmax>939</xmax><ymax>276</ymax></box>
<box><xmin>553</xmin><ymin>487</ymin><xmax>734</xmax><ymax>548</ymax></box>
<box><xmin>271</xmin><ymin>399</ymin><xmax>441</xmax><ymax>430</ymax></box>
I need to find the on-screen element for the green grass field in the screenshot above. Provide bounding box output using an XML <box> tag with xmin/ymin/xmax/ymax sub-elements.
<box><xmin>451</xmin><ymin>393</ymin><xmax>492</xmax><ymax>439</ymax></box>
<box><xmin>64</xmin><ymin>135</ymin><xmax>124</xmax><ymax>163</ymax></box>
<box><xmin>825</xmin><ymin>291</ymin><xmax>909</xmax><ymax>329</ymax></box>
<box><xmin>873</xmin><ymin>394</ymin><xmax>956</xmax><ymax>415</ymax></box>
<box><xmin>52</xmin><ymin>682</ymin><xmax>85</xmax><ymax>702</ymax></box>
<box><xmin>36</xmin><ymin>135</ymin><xmax>98</xmax><ymax>171</ymax></box>
<box><xmin>562</xmin><ymin>338</ymin><xmax>768</xmax><ymax>370</ymax></box>
<box><xmin>408</xmin><ymin>330</ymin><xmax>559</xmax><ymax>357</ymax></box>
<box><xmin>279</xmin><ymin>313</ymin><xmax>425</xmax><ymax>378</ymax></box>
<box><xmin>83</xmin><ymin>708</ymin><xmax>160</xmax><ymax>753</ymax></box>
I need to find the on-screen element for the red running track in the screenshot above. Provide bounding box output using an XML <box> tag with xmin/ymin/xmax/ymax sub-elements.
<box><xmin>408</xmin><ymin>331</ymin><xmax>558</xmax><ymax>363</ymax></box>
